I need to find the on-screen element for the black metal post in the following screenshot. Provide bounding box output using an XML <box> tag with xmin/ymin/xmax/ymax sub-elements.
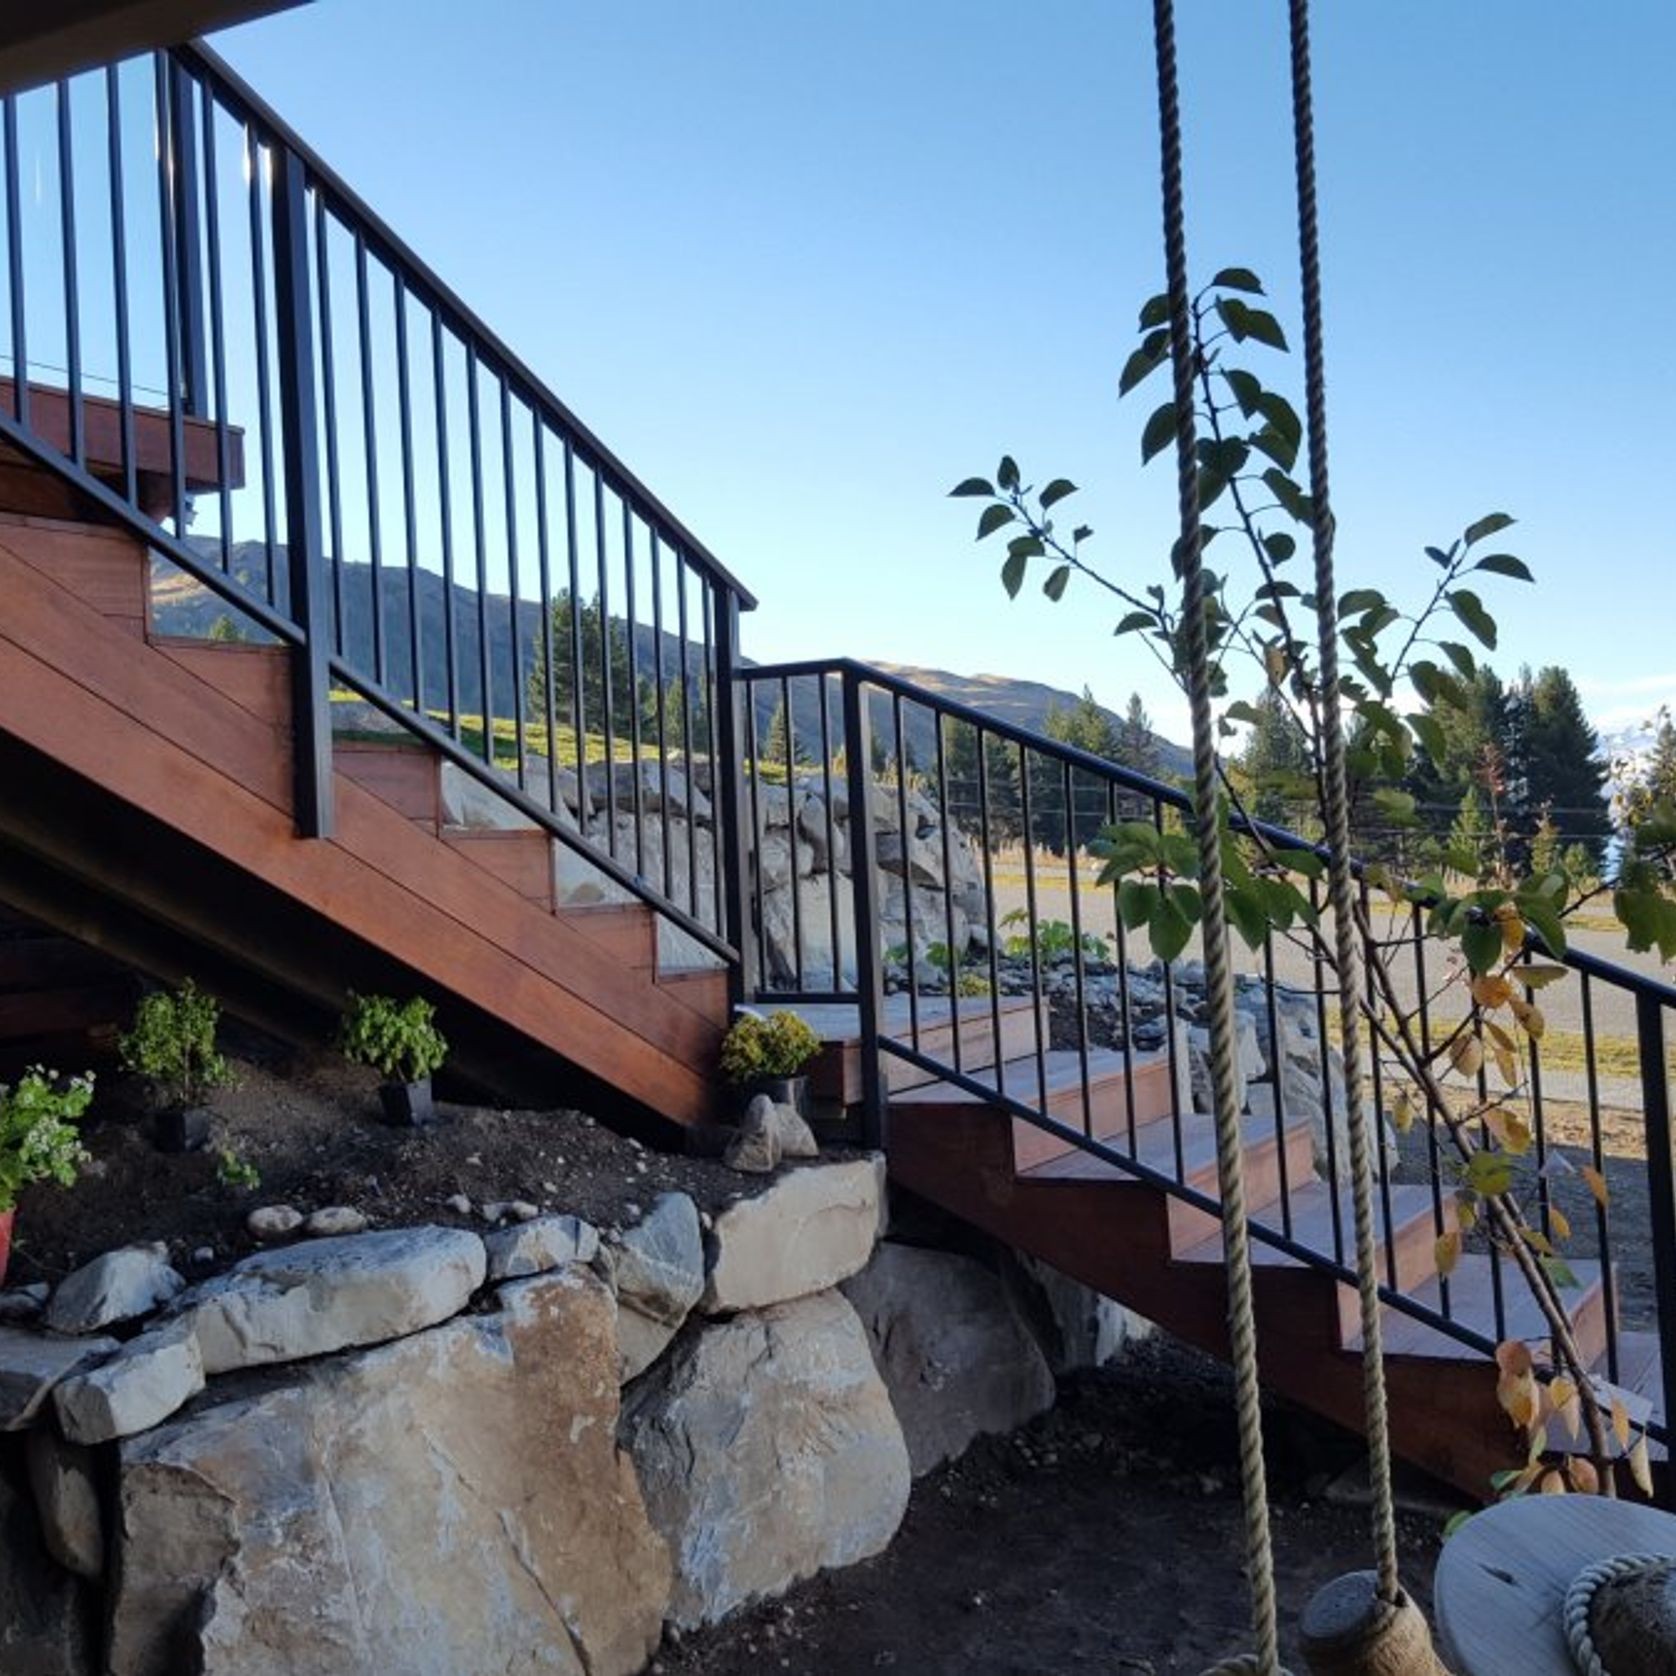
<box><xmin>167</xmin><ymin>59</ymin><xmax>208</xmax><ymax>415</ymax></box>
<box><xmin>271</xmin><ymin>146</ymin><xmax>333</xmax><ymax>838</ymax></box>
<box><xmin>1636</xmin><ymin>992</ymin><xmax>1676</xmax><ymax>1509</ymax></box>
<box><xmin>843</xmin><ymin>670</ymin><xmax>886</xmax><ymax>1146</ymax></box>
<box><xmin>712</xmin><ymin>588</ymin><xmax>753</xmax><ymax>1003</ymax></box>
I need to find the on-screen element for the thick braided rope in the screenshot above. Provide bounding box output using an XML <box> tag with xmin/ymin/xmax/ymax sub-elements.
<box><xmin>1151</xmin><ymin>4</ymin><xmax>1281</xmax><ymax>1672</ymax></box>
<box><xmin>1564</xmin><ymin>1554</ymin><xmax>1675</xmax><ymax>1676</ymax></box>
<box><xmin>1287</xmin><ymin>0</ymin><xmax>1401</xmax><ymax>1605</ymax></box>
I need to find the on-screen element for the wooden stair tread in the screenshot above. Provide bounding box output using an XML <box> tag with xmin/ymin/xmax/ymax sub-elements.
<box><xmin>1018</xmin><ymin>1107</ymin><xmax>1309</xmax><ymax>1188</ymax></box>
<box><xmin>889</xmin><ymin>1046</ymin><xmax>1151</xmax><ymax>1108</ymax></box>
<box><xmin>1351</xmin><ymin>1254</ymin><xmax>1605</xmax><ymax>1362</ymax></box>
<box><xmin>1174</xmin><ymin>1180</ymin><xmax>1443</xmax><ymax>1270</ymax></box>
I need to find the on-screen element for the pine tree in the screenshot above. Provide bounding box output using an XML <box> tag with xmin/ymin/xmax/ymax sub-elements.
<box><xmin>762</xmin><ymin>697</ymin><xmax>810</xmax><ymax>769</ymax></box>
<box><xmin>941</xmin><ymin>714</ymin><xmax>1022</xmax><ymax>845</ymax></box>
<box><xmin>526</xmin><ymin>590</ymin><xmax>635</xmax><ymax>744</ymax></box>
<box><xmin>1241</xmin><ymin>690</ymin><xmax>1313</xmax><ymax>826</ymax></box>
<box><xmin>1620</xmin><ymin>711</ymin><xmax>1676</xmax><ymax>831</ymax></box>
<box><xmin>1116</xmin><ymin>693</ymin><xmax>1161</xmax><ymax>779</ymax></box>
<box><xmin>1522</xmin><ymin>665</ymin><xmax>1610</xmax><ymax>865</ymax></box>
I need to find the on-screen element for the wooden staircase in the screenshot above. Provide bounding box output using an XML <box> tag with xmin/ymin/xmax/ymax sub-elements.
<box><xmin>0</xmin><ymin>504</ymin><xmax>727</xmax><ymax>1123</ymax></box>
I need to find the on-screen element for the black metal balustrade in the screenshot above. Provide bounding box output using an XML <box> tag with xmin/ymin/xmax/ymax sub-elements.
<box><xmin>738</xmin><ymin>658</ymin><xmax>1676</xmax><ymax>1469</ymax></box>
<box><xmin>0</xmin><ymin>45</ymin><xmax>752</xmax><ymax>961</ymax></box>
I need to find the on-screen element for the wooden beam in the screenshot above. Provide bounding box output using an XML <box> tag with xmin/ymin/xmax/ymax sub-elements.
<box><xmin>0</xmin><ymin>3</ymin><xmax>310</xmax><ymax>96</ymax></box>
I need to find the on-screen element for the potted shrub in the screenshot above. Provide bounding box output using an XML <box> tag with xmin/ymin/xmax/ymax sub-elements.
<box><xmin>0</xmin><ymin>1068</ymin><xmax>93</xmax><ymax>1285</ymax></box>
<box><xmin>339</xmin><ymin>993</ymin><xmax>449</xmax><ymax>1126</ymax></box>
<box><xmin>119</xmin><ymin>980</ymin><xmax>230</xmax><ymax>1153</ymax></box>
<box><xmin>718</xmin><ymin>1010</ymin><xmax>821</xmax><ymax>1118</ymax></box>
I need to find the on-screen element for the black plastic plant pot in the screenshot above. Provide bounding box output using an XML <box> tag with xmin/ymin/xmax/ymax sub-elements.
<box><xmin>380</xmin><ymin>1077</ymin><xmax>435</xmax><ymax>1127</ymax></box>
<box><xmin>156</xmin><ymin>1106</ymin><xmax>211</xmax><ymax>1154</ymax></box>
<box><xmin>745</xmin><ymin>1074</ymin><xmax>810</xmax><ymax>1119</ymax></box>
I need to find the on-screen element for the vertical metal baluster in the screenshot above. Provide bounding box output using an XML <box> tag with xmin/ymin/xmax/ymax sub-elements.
<box><xmin>501</xmin><ymin>381</ymin><xmax>525</xmax><ymax>791</ymax></box>
<box><xmin>1412</xmin><ymin>917</ymin><xmax>1450</xmax><ymax>1319</ymax></box>
<box><xmin>702</xmin><ymin>582</ymin><xmax>722</xmax><ymax>934</ymax></box>
<box><xmin>5</xmin><ymin>96</ymin><xmax>29</xmax><ymax>427</ymax></box>
<box><xmin>197</xmin><ymin>82</ymin><xmax>232</xmax><ymax>572</ymax></box>
<box><xmin>312</xmin><ymin>197</ymin><xmax>344</xmax><ymax>652</ymax></box>
<box><xmin>106</xmin><ymin>69</ymin><xmax>136</xmax><ymax>503</ymax></box>
<box><xmin>245</xmin><ymin>124</ymin><xmax>277</xmax><ymax>602</ymax></box>
<box><xmin>935</xmin><ymin>712</ymin><xmax>963</xmax><ymax>1076</ymax></box>
<box><xmin>745</xmin><ymin>686</ymin><xmax>767</xmax><ymax>985</ymax></box>
<box><xmin>649</xmin><ymin>532</ymin><xmax>671</xmax><ymax>900</ymax></box>
<box><xmin>622</xmin><ymin>505</ymin><xmax>644</xmax><ymax>874</ymax></box>
<box><xmin>431</xmin><ymin>315</ymin><xmax>458</xmax><ymax>736</ymax></box>
<box><xmin>1524</xmin><ymin>954</ymin><xmax>1551</xmax><ymax>1241</ymax></box>
<box><xmin>820</xmin><ymin>678</ymin><xmax>843</xmax><ymax>991</ymax></box>
<box><xmin>57</xmin><ymin>81</ymin><xmax>85</xmax><ymax>465</ymax></box>
<box><xmin>891</xmin><ymin>694</ymin><xmax>918</xmax><ymax>1057</ymax></box>
<box><xmin>1310</xmin><ymin>875</ymin><xmax>1343</xmax><ymax>1260</ymax></box>
<box><xmin>153</xmin><ymin>57</ymin><xmax>186</xmax><ymax>534</ymax></box>
<box><xmin>711</xmin><ymin>586</ymin><xmax>750</xmax><ymax>985</ymax></box>
<box><xmin>674</xmin><ymin>566</ymin><xmax>695</xmax><ymax>911</ymax></box>
<box><xmin>842</xmin><ymin>670</ymin><xmax>886</xmax><ymax>1144</ymax></box>
<box><xmin>1476</xmin><ymin>1034</ymin><xmax>1508</xmax><ymax>1342</ymax></box>
<box><xmin>1263</xmin><ymin>926</ymin><xmax>1292</xmax><ymax>1240</ymax></box>
<box><xmin>1635</xmin><ymin>993</ymin><xmax>1676</xmax><ymax>1510</ymax></box>
<box><xmin>1064</xmin><ymin>761</ymin><xmax>1093</xmax><ymax>1140</ymax></box>
<box><xmin>976</xmin><ymin>728</ymin><xmax>1004</xmax><ymax>1098</ymax></box>
<box><xmin>594</xmin><ymin>474</ymin><xmax>615</xmax><ymax>854</ymax></box>
<box><xmin>393</xmin><ymin>275</ymin><xmax>423</xmax><ymax>712</ymax></box>
<box><xmin>1107</xmin><ymin>782</ymin><xmax>1138</xmax><ymax>1155</ymax></box>
<box><xmin>1580</xmin><ymin>975</ymin><xmax>1618</xmax><ymax>1382</ymax></box>
<box><xmin>532</xmin><ymin>414</ymin><xmax>558</xmax><ymax>816</ymax></box>
<box><xmin>1156</xmin><ymin>798</ymin><xmax>1185</xmax><ymax>1181</ymax></box>
<box><xmin>166</xmin><ymin>61</ymin><xmax>205</xmax><ymax>415</ymax></box>
<box><xmin>356</xmin><ymin>235</ymin><xmax>385</xmax><ymax>684</ymax></box>
<box><xmin>562</xmin><ymin>443</ymin><xmax>586</xmax><ymax>823</ymax></box>
<box><xmin>1360</xmin><ymin>878</ymin><xmax>1396</xmax><ymax>1287</ymax></box>
<box><xmin>1018</xmin><ymin>743</ymin><xmax>1048</xmax><ymax>1114</ymax></box>
<box><xmin>465</xmin><ymin>349</ymin><xmax>491</xmax><ymax>764</ymax></box>
<box><xmin>782</xmin><ymin>674</ymin><xmax>803</xmax><ymax>991</ymax></box>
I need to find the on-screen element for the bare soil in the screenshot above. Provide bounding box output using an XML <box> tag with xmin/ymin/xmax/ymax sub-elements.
<box><xmin>658</xmin><ymin>1334</ymin><xmax>1450</xmax><ymax>1676</ymax></box>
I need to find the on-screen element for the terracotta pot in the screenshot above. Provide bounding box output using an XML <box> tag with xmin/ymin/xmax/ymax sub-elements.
<box><xmin>0</xmin><ymin>1207</ymin><xmax>14</xmax><ymax>1288</ymax></box>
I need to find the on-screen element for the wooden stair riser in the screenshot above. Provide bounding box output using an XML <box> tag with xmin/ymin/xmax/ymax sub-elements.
<box><xmin>1004</xmin><ymin>1058</ymin><xmax>1176</xmax><ymax>1173</ymax></box>
<box><xmin>1159</xmin><ymin>1120</ymin><xmax>1319</xmax><ymax>1249</ymax></box>
<box><xmin>881</xmin><ymin>999</ymin><xmax>1049</xmax><ymax>1093</ymax></box>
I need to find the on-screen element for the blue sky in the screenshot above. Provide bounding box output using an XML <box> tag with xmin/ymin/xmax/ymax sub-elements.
<box><xmin>216</xmin><ymin>0</ymin><xmax>1674</xmax><ymax>746</ymax></box>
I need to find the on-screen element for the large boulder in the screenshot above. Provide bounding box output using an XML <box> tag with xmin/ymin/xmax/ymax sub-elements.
<box><xmin>173</xmin><ymin>1225</ymin><xmax>485</xmax><ymax>1374</ymax></box>
<box><xmin>54</xmin><ymin>1319</ymin><xmax>205</xmax><ymax>1444</ymax></box>
<box><xmin>999</xmin><ymin>1250</ymin><xmax>1152</xmax><ymax>1373</ymax></box>
<box><xmin>609</xmin><ymin>1193</ymin><xmax>704</xmax><ymax>1381</ymax></box>
<box><xmin>841</xmin><ymin>1244</ymin><xmax>1055</xmax><ymax>1476</ymax></box>
<box><xmin>24</xmin><ymin>1429</ymin><xmax>104</xmax><ymax>1580</ymax></box>
<box><xmin>623</xmin><ymin>1288</ymin><xmax>909</xmax><ymax>1628</ymax></box>
<box><xmin>0</xmin><ymin>1327</ymin><xmax>119</xmax><ymax>1431</ymax></box>
<box><xmin>0</xmin><ymin>1446</ymin><xmax>98</xmax><ymax>1673</ymax></box>
<box><xmin>111</xmin><ymin>1268</ymin><xmax>670</xmax><ymax>1676</ymax></box>
<box><xmin>45</xmin><ymin>1243</ymin><xmax>184</xmax><ymax>1335</ymax></box>
<box><xmin>701</xmin><ymin>1158</ymin><xmax>886</xmax><ymax>1314</ymax></box>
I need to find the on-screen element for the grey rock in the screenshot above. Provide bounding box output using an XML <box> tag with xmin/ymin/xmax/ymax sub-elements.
<box><xmin>611</xmin><ymin>1192</ymin><xmax>704</xmax><ymax>1381</ymax></box>
<box><xmin>0</xmin><ymin>1283</ymin><xmax>47</xmax><ymax>1323</ymax></box>
<box><xmin>246</xmin><ymin>1204</ymin><xmax>303</xmax><ymax>1241</ymax></box>
<box><xmin>44</xmin><ymin>1243</ymin><xmax>184</xmax><ymax>1335</ymax></box>
<box><xmin>0</xmin><ymin>1328</ymin><xmax>119</xmax><ymax>1431</ymax></box>
<box><xmin>702</xmin><ymin>1158</ymin><xmax>886</xmax><ymax>1314</ymax></box>
<box><xmin>842</xmin><ymin>1244</ymin><xmax>1055</xmax><ymax>1476</ymax></box>
<box><xmin>623</xmin><ymin>1288</ymin><xmax>909</xmax><ymax>1629</ymax></box>
<box><xmin>302</xmin><ymin>1205</ymin><xmax>368</xmax><ymax>1238</ymax></box>
<box><xmin>483</xmin><ymin>1212</ymin><xmax>599</xmax><ymax>1281</ymax></box>
<box><xmin>24</xmin><ymin>1428</ymin><xmax>104</xmax><ymax>1578</ymax></box>
<box><xmin>0</xmin><ymin>1458</ymin><xmax>97</xmax><ymax>1674</ymax></box>
<box><xmin>174</xmin><ymin>1225</ymin><xmax>486</xmax><ymax>1375</ymax></box>
<box><xmin>999</xmin><ymin>1250</ymin><xmax>1151</xmax><ymax>1374</ymax></box>
<box><xmin>53</xmin><ymin>1319</ymin><xmax>204</xmax><ymax>1443</ymax></box>
<box><xmin>724</xmin><ymin>1092</ymin><xmax>819</xmax><ymax>1175</ymax></box>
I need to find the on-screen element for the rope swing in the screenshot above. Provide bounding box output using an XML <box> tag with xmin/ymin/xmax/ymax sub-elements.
<box><xmin>1145</xmin><ymin>4</ymin><xmax>1447</xmax><ymax>1671</ymax></box>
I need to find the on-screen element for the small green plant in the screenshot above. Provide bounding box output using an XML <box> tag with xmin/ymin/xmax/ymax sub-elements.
<box><xmin>718</xmin><ymin>1010</ymin><xmax>821</xmax><ymax>1084</ymax></box>
<box><xmin>216</xmin><ymin>1147</ymin><xmax>260</xmax><ymax>1191</ymax></box>
<box><xmin>998</xmin><ymin>910</ymin><xmax>1111</xmax><ymax>962</ymax></box>
<box><xmin>120</xmin><ymin>980</ymin><xmax>230</xmax><ymax>1110</ymax></box>
<box><xmin>0</xmin><ymin>1068</ymin><xmax>94</xmax><ymax>1213</ymax></box>
<box><xmin>339</xmin><ymin>993</ymin><xmax>449</xmax><ymax>1084</ymax></box>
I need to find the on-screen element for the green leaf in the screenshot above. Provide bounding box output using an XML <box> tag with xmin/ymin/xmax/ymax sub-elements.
<box><xmin>949</xmin><ymin>477</ymin><xmax>993</xmax><ymax>498</ymax></box>
<box><xmin>1043</xmin><ymin>564</ymin><xmax>1071</xmax><ymax>602</ymax></box>
<box><xmin>1007</xmin><ymin>534</ymin><xmax>1044</xmax><ymax>559</ymax></box>
<box><xmin>1448</xmin><ymin>589</ymin><xmax>1499</xmax><ymax>650</ymax></box>
<box><xmin>1409</xmin><ymin>711</ymin><xmax>1447</xmax><ymax>764</ymax></box>
<box><xmin>1474</xmin><ymin>552</ymin><xmax>1533</xmax><ymax>582</ymax></box>
<box><xmin>1255</xmin><ymin>391</ymin><xmax>1302</xmax><ymax>448</ymax></box>
<box><xmin>1072</xmin><ymin>523</ymin><xmax>1093</xmax><ymax>543</ymax></box>
<box><xmin>1115</xmin><ymin>610</ymin><xmax>1155</xmax><ymax>635</ymax></box>
<box><xmin>1118</xmin><ymin>333</ymin><xmax>1169</xmax><ymax>396</ymax></box>
<box><xmin>1263</xmin><ymin>468</ymin><xmax>1313</xmax><ymax>525</ymax></box>
<box><xmin>996</xmin><ymin>456</ymin><xmax>1020</xmax><ymax>491</ymax></box>
<box><xmin>1249</xmin><ymin>425</ymin><xmax>1298</xmax><ymax>473</ymax></box>
<box><xmin>1464</xmin><ymin>512</ymin><xmax>1515</xmax><ymax>546</ymax></box>
<box><xmin>1516</xmin><ymin>894</ymin><xmax>1566</xmax><ymax>957</ymax></box>
<box><xmin>1542</xmin><ymin>1255</ymin><xmax>1581</xmax><ymax>1291</ymax></box>
<box><xmin>1211</xmin><ymin>266</ymin><xmax>1265</xmax><ymax>294</ymax></box>
<box><xmin>1000</xmin><ymin>550</ymin><xmax>1028</xmax><ymax>598</ymax></box>
<box><xmin>1139</xmin><ymin>293</ymin><xmax>1169</xmax><ymax>329</ymax></box>
<box><xmin>1237</xmin><ymin>306</ymin><xmax>1288</xmax><ymax>350</ymax></box>
<box><xmin>1118</xmin><ymin>878</ymin><xmax>1156</xmax><ymax>931</ymax></box>
<box><xmin>1226</xmin><ymin>883</ymin><xmax>1271</xmax><ymax>950</ymax></box>
<box><xmin>1425</xmin><ymin>545</ymin><xmax>1453</xmax><ymax>569</ymax></box>
<box><xmin>1465</xmin><ymin>1149</ymin><xmax>1514</xmax><ymax>1196</ymax></box>
<box><xmin>1263</xmin><ymin>532</ymin><xmax>1296</xmax><ymax>565</ymax></box>
<box><xmin>1461</xmin><ymin>920</ymin><xmax>1503</xmax><ymax>976</ymax></box>
<box><xmin>1340</xmin><ymin>588</ymin><xmax>1386</xmax><ymax>617</ymax></box>
<box><xmin>1039</xmin><ymin>478</ymin><xmax>1078</xmax><ymax>510</ymax></box>
<box><xmin>1373</xmin><ymin>787</ymin><xmax>1417</xmax><ymax>823</ymax></box>
<box><xmin>977</xmin><ymin>504</ymin><xmax>1015</xmax><ymax>540</ymax></box>
<box><xmin>1223</xmin><ymin>367</ymin><xmax>1262</xmax><ymax>416</ymax></box>
<box><xmin>1438</xmin><ymin>640</ymin><xmax>1477</xmax><ymax>680</ymax></box>
<box><xmin>1159</xmin><ymin>833</ymin><xmax>1200</xmax><ymax>878</ymax></box>
<box><xmin>1141</xmin><ymin>401</ymin><xmax>1181</xmax><ymax>465</ymax></box>
<box><xmin>1149</xmin><ymin>893</ymin><xmax>1196</xmax><ymax>963</ymax></box>
<box><xmin>1278</xmin><ymin>846</ymin><xmax>1324</xmax><ymax>879</ymax></box>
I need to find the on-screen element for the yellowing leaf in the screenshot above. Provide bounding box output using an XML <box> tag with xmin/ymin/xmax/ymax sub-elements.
<box><xmin>1449</xmin><ymin>1034</ymin><xmax>1485</xmax><ymax>1078</ymax></box>
<box><xmin>1498</xmin><ymin>1368</ymin><xmax>1539</xmax><ymax>1431</ymax></box>
<box><xmin>1500</xmin><ymin>913</ymin><xmax>1527</xmax><ymax>953</ymax></box>
<box><xmin>1510</xmin><ymin>996</ymin><xmax>1546</xmax><ymax>1040</ymax></box>
<box><xmin>1548</xmin><ymin>1377</ymin><xmax>1579</xmax><ymax>1440</ymax></box>
<box><xmin>1435</xmin><ymin>1230</ymin><xmax>1463</xmax><ymax>1279</ymax></box>
<box><xmin>1496</xmin><ymin>1340</ymin><xmax>1535</xmax><ymax>1379</ymax></box>
<box><xmin>1582</xmin><ymin>1166</ymin><xmax>1610</xmax><ymax>1210</ymax></box>
<box><xmin>1540</xmin><ymin>1469</ymin><xmax>1567</xmax><ymax>1495</ymax></box>
<box><xmin>1473</xmin><ymin>974</ymin><xmax>1513</xmax><ymax>1010</ymax></box>
<box><xmin>1567</xmin><ymin>1457</ymin><xmax>1600</xmax><ymax>1495</ymax></box>
<box><xmin>1392</xmin><ymin>1090</ymin><xmax>1415</xmax><ymax>1134</ymax></box>
<box><xmin>1523</xmin><ymin>1227</ymin><xmax>1555</xmax><ymax>1256</ymax></box>
<box><xmin>1501</xmin><ymin>1113</ymin><xmax>1533</xmax><ymax>1155</ymax></box>
<box><xmin>1550</xmin><ymin>1206</ymin><xmax>1572</xmax><ymax>1242</ymax></box>
<box><xmin>1521</xmin><ymin>963</ymin><xmax>1569</xmax><ymax>988</ymax></box>
<box><xmin>1456</xmin><ymin>1198</ymin><xmax>1478</xmax><ymax>1234</ymax></box>
<box><xmin>1630</xmin><ymin>1434</ymin><xmax>1655</xmax><ymax>1498</ymax></box>
<box><xmin>1612</xmin><ymin>1396</ymin><xmax>1632</xmax><ymax>1452</ymax></box>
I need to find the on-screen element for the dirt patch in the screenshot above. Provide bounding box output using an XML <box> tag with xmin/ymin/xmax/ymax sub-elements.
<box><xmin>657</xmin><ymin>1333</ymin><xmax>1449</xmax><ymax>1675</ymax></box>
<box><xmin>6</xmin><ymin>1030</ymin><xmax>788</xmax><ymax>1288</ymax></box>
